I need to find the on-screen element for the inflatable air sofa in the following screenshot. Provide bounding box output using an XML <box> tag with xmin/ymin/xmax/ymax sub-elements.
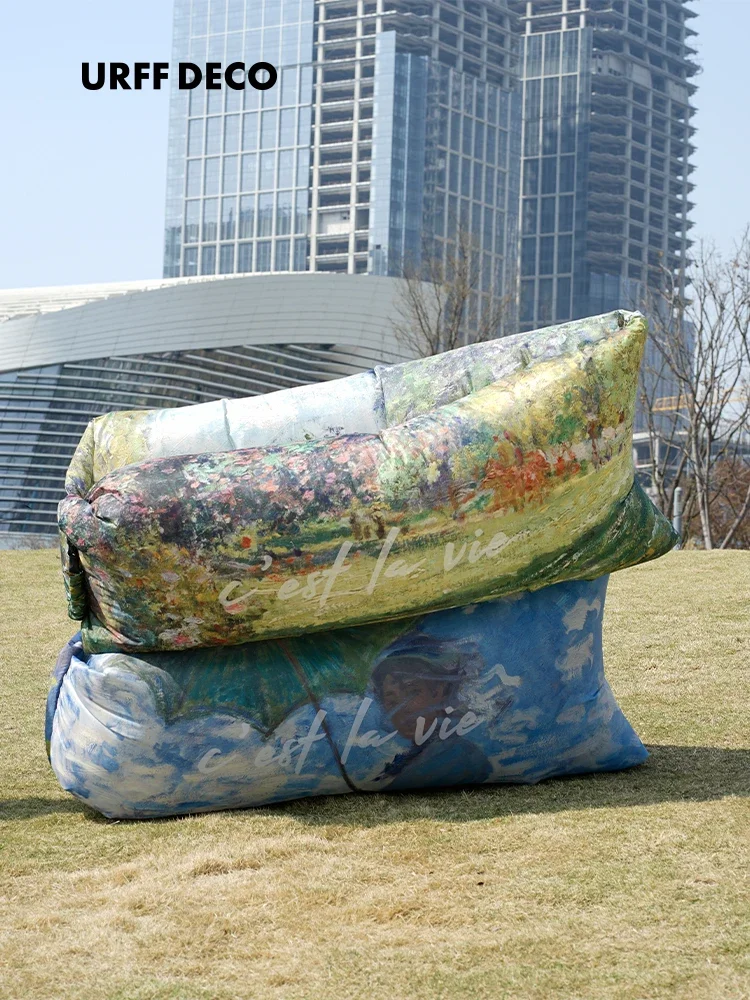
<box><xmin>48</xmin><ymin>311</ymin><xmax>676</xmax><ymax>818</ymax></box>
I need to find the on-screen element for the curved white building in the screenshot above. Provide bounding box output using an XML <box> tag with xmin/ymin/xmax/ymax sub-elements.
<box><xmin>0</xmin><ymin>273</ymin><xmax>409</xmax><ymax>540</ymax></box>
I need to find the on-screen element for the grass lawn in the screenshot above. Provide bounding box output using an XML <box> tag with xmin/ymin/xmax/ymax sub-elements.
<box><xmin>0</xmin><ymin>549</ymin><xmax>748</xmax><ymax>1000</ymax></box>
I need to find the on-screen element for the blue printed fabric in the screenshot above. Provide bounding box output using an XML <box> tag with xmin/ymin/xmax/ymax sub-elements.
<box><xmin>47</xmin><ymin>575</ymin><xmax>647</xmax><ymax>819</ymax></box>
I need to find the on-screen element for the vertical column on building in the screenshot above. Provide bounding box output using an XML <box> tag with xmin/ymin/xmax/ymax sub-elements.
<box><xmin>310</xmin><ymin>1</ymin><xmax>326</xmax><ymax>271</ymax></box>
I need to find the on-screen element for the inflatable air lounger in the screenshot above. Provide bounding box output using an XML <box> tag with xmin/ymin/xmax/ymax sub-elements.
<box><xmin>48</xmin><ymin>311</ymin><xmax>676</xmax><ymax>818</ymax></box>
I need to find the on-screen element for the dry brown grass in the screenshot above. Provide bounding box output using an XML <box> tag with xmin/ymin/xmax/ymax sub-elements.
<box><xmin>0</xmin><ymin>549</ymin><xmax>748</xmax><ymax>1000</ymax></box>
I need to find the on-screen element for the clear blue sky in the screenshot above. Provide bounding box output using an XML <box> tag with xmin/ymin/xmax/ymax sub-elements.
<box><xmin>0</xmin><ymin>0</ymin><xmax>746</xmax><ymax>289</ymax></box>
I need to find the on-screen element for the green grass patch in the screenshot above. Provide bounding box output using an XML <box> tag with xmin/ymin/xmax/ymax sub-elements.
<box><xmin>0</xmin><ymin>549</ymin><xmax>748</xmax><ymax>1000</ymax></box>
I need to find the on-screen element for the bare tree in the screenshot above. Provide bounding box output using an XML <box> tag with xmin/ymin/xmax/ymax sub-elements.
<box><xmin>638</xmin><ymin>230</ymin><xmax>750</xmax><ymax>549</ymax></box>
<box><xmin>393</xmin><ymin>224</ymin><xmax>512</xmax><ymax>358</ymax></box>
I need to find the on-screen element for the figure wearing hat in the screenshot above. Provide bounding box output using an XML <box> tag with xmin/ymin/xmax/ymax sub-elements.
<box><xmin>367</xmin><ymin>632</ymin><xmax>494</xmax><ymax>791</ymax></box>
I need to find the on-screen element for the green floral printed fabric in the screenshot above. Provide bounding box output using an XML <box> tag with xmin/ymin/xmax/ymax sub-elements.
<box><xmin>59</xmin><ymin>311</ymin><xmax>677</xmax><ymax>654</ymax></box>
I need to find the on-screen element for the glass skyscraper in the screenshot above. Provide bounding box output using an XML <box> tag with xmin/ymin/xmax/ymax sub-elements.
<box><xmin>510</xmin><ymin>0</ymin><xmax>697</xmax><ymax>330</ymax></box>
<box><xmin>163</xmin><ymin>0</ymin><xmax>522</xmax><ymax>333</ymax></box>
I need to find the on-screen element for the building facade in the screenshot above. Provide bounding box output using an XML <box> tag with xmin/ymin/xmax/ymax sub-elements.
<box><xmin>511</xmin><ymin>0</ymin><xmax>697</xmax><ymax>331</ymax></box>
<box><xmin>163</xmin><ymin>0</ymin><xmax>522</xmax><ymax>333</ymax></box>
<box><xmin>0</xmin><ymin>274</ymin><xmax>408</xmax><ymax>538</ymax></box>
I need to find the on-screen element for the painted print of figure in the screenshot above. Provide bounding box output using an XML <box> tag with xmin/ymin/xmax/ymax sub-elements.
<box><xmin>364</xmin><ymin>633</ymin><xmax>495</xmax><ymax>791</ymax></box>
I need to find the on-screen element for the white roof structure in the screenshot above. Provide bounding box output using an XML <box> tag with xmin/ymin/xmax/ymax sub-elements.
<box><xmin>0</xmin><ymin>273</ymin><xmax>411</xmax><ymax>537</ymax></box>
<box><xmin>0</xmin><ymin>273</ymin><xmax>408</xmax><ymax>374</ymax></box>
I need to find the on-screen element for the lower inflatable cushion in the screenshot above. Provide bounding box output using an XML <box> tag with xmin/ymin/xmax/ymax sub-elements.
<box><xmin>47</xmin><ymin>575</ymin><xmax>646</xmax><ymax>819</ymax></box>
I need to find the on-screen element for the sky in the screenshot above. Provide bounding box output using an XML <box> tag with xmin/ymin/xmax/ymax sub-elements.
<box><xmin>0</xmin><ymin>0</ymin><xmax>747</xmax><ymax>290</ymax></box>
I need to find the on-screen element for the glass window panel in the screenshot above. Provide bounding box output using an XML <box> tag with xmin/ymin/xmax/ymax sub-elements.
<box><xmin>538</xmin><ymin>278</ymin><xmax>553</xmax><ymax>322</ymax></box>
<box><xmin>262</xmin><ymin>27</ymin><xmax>280</xmax><ymax>65</ymax></box>
<box><xmin>259</xmin><ymin>151</ymin><xmax>275</xmax><ymax>189</ymax></box>
<box><xmin>192</xmin><ymin>0</ymin><xmax>209</xmax><ymax>36</ymax></box>
<box><xmin>186</xmin><ymin>159</ymin><xmax>202</xmax><ymax>197</ymax></box>
<box><xmin>539</xmin><ymin>235</ymin><xmax>555</xmax><ymax>274</ymax></box>
<box><xmin>558</xmin><ymin>194</ymin><xmax>574</xmax><ymax>231</ymax></box>
<box><xmin>557</xmin><ymin>234</ymin><xmax>573</xmax><ymax>273</ymax></box>
<box><xmin>559</xmin><ymin>156</ymin><xmax>575</xmax><ymax>192</ymax></box>
<box><xmin>487</xmin><ymin>86</ymin><xmax>498</xmax><ymax>126</ymax></box>
<box><xmin>202</xmin><ymin>198</ymin><xmax>219</xmax><ymax>241</ymax></box>
<box><xmin>485</xmin><ymin>126</ymin><xmax>496</xmax><ymax>165</ymax></box>
<box><xmin>522</xmin><ymin>198</ymin><xmax>538</xmax><ymax>235</ymax></box>
<box><xmin>256</xmin><ymin>240</ymin><xmax>272</xmax><ymax>271</ymax></box>
<box><xmin>526</xmin><ymin>34</ymin><xmax>542</xmax><ymax>78</ymax></box>
<box><xmin>206</xmin><ymin>117</ymin><xmax>222</xmax><ymax>154</ymax></box>
<box><xmin>524</xmin><ymin>120</ymin><xmax>540</xmax><ymax>157</ymax></box>
<box><xmin>281</xmin><ymin>24</ymin><xmax>299</xmax><ymax>66</ymax></box>
<box><xmin>279</xmin><ymin>108</ymin><xmax>296</xmax><ymax>147</ymax></box>
<box><xmin>473</xmin><ymin>121</ymin><xmax>485</xmax><ymax>161</ymax></box>
<box><xmin>563</xmin><ymin>31</ymin><xmax>579</xmax><ymax>74</ymax></box>
<box><xmin>461</xmin><ymin>159</ymin><xmax>471</xmax><ymax>197</ymax></box>
<box><xmin>219</xmin><ymin>243</ymin><xmax>235</xmax><ymax>273</ymax></box>
<box><xmin>543</xmin><ymin>33</ymin><xmax>561</xmax><ymax>76</ymax></box>
<box><xmin>188</xmin><ymin>119</ymin><xmax>204</xmax><ymax>157</ymax></box>
<box><xmin>242</xmin><ymin>112</ymin><xmax>258</xmax><ymax>151</ymax></box>
<box><xmin>475</xmin><ymin>83</ymin><xmax>486</xmax><ymax>120</ymax></box>
<box><xmin>543</xmin><ymin>120</ymin><xmax>558</xmax><ymax>156</ymax></box>
<box><xmin>185</xmin><ymin>200</ymin><xmax>201</xmax><ymax>243</ymax></box>
<box><xmin>449</xmin><ymin>153</ymin><xmax>459</xmax><ymax>193</ymax></box>
<box><xmin>473</xmin><ymin>161</ymin><xmax>483</xmax><ymax>200</ymax></box>
<box><xmin>261</xmin><ymin>109</ymin><xmax>278</xmax><ymax>148</ymax></box>
<box><xmin>276</xmin><ymin>191</ymin><xmax>293</xmax><ymax>235</ymax></box>
<box><xmin>244</xmin><ymin>26</ymin><xmax>261</xmax><ymax>56</ymax></box>
<box><xmin>275</xmin><ymin>239</ymin><xmax>291</xmax><ymax>271</ymax></box>
<box><xmin>222</xmin><ymin>155</ymin><xmax>238</xmax><ymax>193</ymax></box>
<box><xmin>472</xmin><ymin>201</ymin><xmax>482</xmax><ymax>235</ymax></box>
<box><xmin>258</xmin><ymin>193</ymin><xmax>274</xmax><ymax>236</ymax></box>
<box><xmin>295</xmin><ymin>190</ymin><xmax>308</xmax><ymax>234</ymax></box>
<box><xmin>482</xmin><ymin>208</ymin><xmax>493</xmax><ymax>250</ymax></box>
<box><xmin>225</xmin><ymin>85</ymin><xmax>242</xmax><ymax>114</ymax></box>
<box><xmin>224</xmin><ymin>114</ymin><xmax>240</xmax><ymax>153</ymax></box>
<box><xmin>561</xmin><ymin>120</ymin><xmax>576</xmax><ymax>154</ymax></box>
<box><xmin>227</xmin><ymin>0</ymin><xmax>244</xmax><ymax>31</ymax></box>
<box><xmin>520</xmin><ymin>279</ymin><xmax>535</xmax><ymax>322</ymax></box>
<box><xmin>238</xmin><ymin>241</ymin><xmax>253</xmax><ymax>273</ymax></box>
<box><xmin>281</xmin><ymin>67</ymin><xmax>298</xmax><ymax>106</ymax></box>
<box><xmin>562</xmin><ymin>75</ymin><xmax>578</xmax><ymax>116</ymax></box>
<box><xmin>201</xmin><ymin>244</ymin><xmax>217</xmax><ymax>275</ymax></box>
<box><xmin>540</xmin><ymin>197</ymin><xmax>556</xmax><ymax>233</ymax></box>
<box><xmin>484</xmin><ymin>165</ymin><xmax>495</xmax><ymax>204</ymax></box>
<box><xmin>207</xmin><ymin>89</ymin><xmax>222</xmax><ymax>115</ymax></box>
<box><xmin>543</xmin><ymin>78</ymin><xmax>559</xmax><ymax>119</ymax></box>
<box><xmin>184</xmin><ymin>246</ymin><xmax>199</xmax><ymax>276</ymax></box>
<box><xmin>244</xmin><ymin>79</ymin><xmax>260</xmax><ymax>110</ymax></box>
<box><xmin>497</xmin><ymin>129</ymin><xmax>508</xmax><ymax>169</ymax></box>
<box><xmin>526</xmin><ymin>79</ymin><xmax>541</xmax><ymax>121</ymax></box>
<box><xmin>282</xmin><ymin>0</ymin><xmax>301</xmax><ymax>23</ymax></box>
<box><xmin>293</xmin><ymin>238</ymin><xmax>307</xmax><ymax>271</ymax></box>
<box><xmin>264</xmin><ymin>2</ymin><xmax>281</xmax><ymax>27</ymax></box>
<box><xmin>209</xmin><ymin>0</ymin><xmax>227</xmax><ymax>35</ymax></box>
<box><xmin>221</xmin><ymin>196</ymin><xmax>237</xmax><ymax>239</ymax></box>
<box><xmin>462</xmin><ymin>118</ymin><xmax>473</xmax><ymax>157</ymax></box>
<box><xmin>450</xmin><ymin>111</ymin><xmax>461</xmax><ymax>152</ymax></box>
<box><xmin>300</xmin><ymin>65</ymin><xmax>313</xmax><ymax>101</ymax></box>
<box><xmin>239</xmin><ymin>195</ymin><xmax>255</xmax><ymax>238</ymax></box>
<box><xmin>556</xmin><ymin>276</ymin><xmax>572</xmax><ymax>321</ymax></box>
<box><xmin>205</xmin><ymin>157</ymin><xmax>221</xmax><ymax>195</ymax></box>
<box><xmin>189</xmin><ymin>87</ymin><xmax>205</xmax><ymax>116</ymax></box>
<box><xmin>296</xmin><ymin>148</ymin><xmax>310</xmax><ymax>186</ymax></box>
<box><xmin>278</xmin><ymin>149</ymin><xmax>294</xmax><ymax>187</ymax></box>
<box><xmin>241</xmin><ymin>153</ymin><xmax>257</xmax><ymax>191</ymax></box>
<box><xmin>523</xmin><ymin>159</ymin><xmax>539</xmax><ymax>196</ymax></box>
<box><xmin>541</xmin><ymin>157</ymin><xmax>557</xmax><ymax>194</ymax></box>
<box><xmin>521</xmin><ymin>237</ymin><xmax>536</xmax><ymax>276</ymax></box>
<box><xmin>297</xmin><ymin>106</ymin><xmax>312</xmax><ymax>145</ymax></box>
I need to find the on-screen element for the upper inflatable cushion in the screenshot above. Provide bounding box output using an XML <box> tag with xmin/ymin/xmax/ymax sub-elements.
<box><xmin>59</xmin><ymin>311</ymin><xmax>677</xmax><ymax>653</ymax></box>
